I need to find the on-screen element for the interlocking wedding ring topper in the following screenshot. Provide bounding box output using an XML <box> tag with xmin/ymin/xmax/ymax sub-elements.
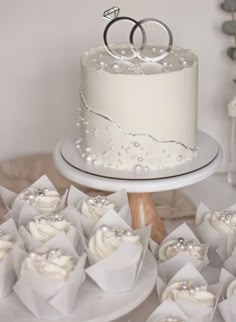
<box><xmin>103</xmin><ymin>7</ymin><xmax>173</xmax><ymax>62</ymax></box>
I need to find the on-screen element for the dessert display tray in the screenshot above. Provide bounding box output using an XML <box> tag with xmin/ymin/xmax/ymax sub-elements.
<box><xmin>0</xmin><ymin>251</ymin><xmax>157</xmax><ymax>322</ymax></box>
<box><xmin>54</xmin><ymin>131</ymin><xmax>223</xmax><ymax>192</ymax></box>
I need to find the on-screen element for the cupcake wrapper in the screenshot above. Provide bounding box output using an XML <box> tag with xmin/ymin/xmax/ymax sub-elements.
<box><xmin>154</xmin><ymin>223</ymin><xmax>209</xmax><ymax>282</ymax></box>
<box><xmin>218</xmin><ymin>268</ymin><xmax>236</xmax><ymax>322</ymax></box>
<box><xmin>84</xmin><ymin>210</ymin><xmax>151</xmax><ymax>292</ymax></box>
<box><xmin>17</xmin><ymin>205</ymin><xmax>84</xmax><ymax>253</ymax></box>
<box><xmin>67</xmin><ymin>186</ymin><xmax>131</xmax><ymax>237</ymax></box>
<box><xmin>3</xmin><ymin>175</ymin><xmax>67</xmax><ymax>223</ymax></box>
<box><xmin>156</xmin><ymin>263</ymin><xmax>222</xmax><ymax>322</ymax></box>
<box><xmin>216</xmin><ymin>235</ymin><xmax>236</xmax><ymax>263</ymax></box>
<box><xmin>146</xmin><ymin>300</ymin><xmax>190</xmax><ymax>322</ymax></box>
<box><xmin>12</xmin><ymin>233</ymin><xmax>87</xmax><ymax>320</ymax></box>
<box><xmin>0</xmin><ymin>219</ymin><xmax>25</xmax><ymax>297</ymax></box>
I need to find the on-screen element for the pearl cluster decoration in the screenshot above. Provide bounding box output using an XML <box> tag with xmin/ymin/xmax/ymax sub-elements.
<box><xmin>17</xmin><ymin>188</ymin><xmax>50</xmax><ymax>207</ymax></box>
<box><xmin>29</xmin><ymin>249</ymin><xmax>61</xmax><ymax>265</ymax></box>
<box><xmin>33</xmin><ymin>213</ymin><xmax>64</xmax><ymax>223</ymax></box>
<box><xmin>170</xmin><ymin>237</ymin><xmax>200</xmax><ymax>254</ymax></box>
<box><xmin>100</xmin><ymin>225</ymin><xmax>134</xmax><ymax>239</ymax></box>
<box><xmin>215</xmin><ymin>210</ymin><xmax>236</xmax><ymax>228</ymax></box>
<box><xmin>85</xmin><ymin>196</ymin><xmax>110</xmax><ymax>209</ymax></box>
<box><xmin>175</xmin><ymin>280</ymin><xmax>202</xmax><ymax>295</ymax></box>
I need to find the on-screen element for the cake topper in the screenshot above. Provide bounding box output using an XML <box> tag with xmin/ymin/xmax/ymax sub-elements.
<box><xmin>103</xmin><ymin>7</ymin><xmax>173</xmax><ymax>62</ymax></box>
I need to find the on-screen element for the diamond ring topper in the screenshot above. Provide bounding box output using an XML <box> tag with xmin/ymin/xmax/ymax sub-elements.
<box><xmin>103</xmin><ymin>7</ymin><xmax>173</xmax><ymax>62</ymax></box>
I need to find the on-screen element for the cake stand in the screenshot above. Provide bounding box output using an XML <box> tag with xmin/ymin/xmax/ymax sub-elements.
<box><xmin>53</xmin><ymin>131</ymin><xmax>223</xmax><ymax>243</ymax></box>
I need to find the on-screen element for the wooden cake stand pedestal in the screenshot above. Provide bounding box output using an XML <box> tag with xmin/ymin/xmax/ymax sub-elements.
<box><xmin>53</xmin><ymin>132</ymin><xmax>222</xmax><ymax>243</ymax></box>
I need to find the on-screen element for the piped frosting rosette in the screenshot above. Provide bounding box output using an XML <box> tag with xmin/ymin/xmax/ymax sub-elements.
<box><xmin>0</xmin><ymin>218</ymin><xmax>24</xmax><ymax>297</ymax></box>
<box><xmin>67</xmin><ymin>186</ymin><xmax>131</xmax><ymax>237</ymax></box>
<box><xmin>12</xmin><ymin>233</ymin><xmax>87</xmax><ymax>320</ymax></box>
<box><xmin>150</xmin><ymin>223</ymin><xmax>208</xmax><ymax>282</ymax></box>
<box><xmin>146</xmin><ymin>300</ymin><xmax>190</xmax><ymax>322</ymax></box>
<box><xmin>1</xmin><ymin>175</ymin><xmax>67</xmax><ymax>224</ymax></box>
<box><xmin>17</xmin><ymin>204</ymin><xmax>84</xmax><ymax>254</ymax></box>
<box><xmin>196</xmin><ymin>203</ymin><xmax>236</xmax><ymax>249</ymax></box>
<box><xmin>83</xmin><ymin>210</ymin><xmax>151</xmax><ymax>292</ymax></box>
<box><xmin>157</xmin><ymin>263</ymin><xmax>221</xmax><ymax>322</ymax></box>
<box><xmin>218</xmin><ymin>265</ymin><xmax>236</xmax><ymax>322</ymax></box>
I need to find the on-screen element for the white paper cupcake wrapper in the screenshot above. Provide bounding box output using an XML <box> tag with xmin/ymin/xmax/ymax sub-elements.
<box><xmin>146</xmin><ymin>300</ymin><xmax>190</xmax><ymax>322</ymax></box>
<box><xmin>17</xmin><ymin>205</ymin><xmax>84</xmax><ymax>254</ymax></box>
<box><xmin>12</xmin><ymin>233</ymin><xmax>87</xmax><ymax>320</ymax></box>
<box><xmin>216</xmin><ymin>235</ymin><xmax>236</xmax><ymax>263</ymax></box>
<box><xmin>2</xmin><ymin>175</ymin><xmax>67</xmax><ymax>223</ymax></box>
<box><xmin>0</xmin><ymin>218</ymin><xmax>25</xmax><ymax>297</ymax></box>
<box><xmin>84</xmin><ymin>210</ymin><xmax>151</xmax><ymax>292</ymax></box>
<box><xmin>156</xmin><ymin>263</ymin><xmax>222</xmax><ymax>322</ymax></box>
<box><xmin>154</xmin><ymin>223</ymin><xmax>209</xmax><ymax>282</ymax></box>
<box><xmin>218</xmin><ymin>267</ymin><xmax>236</xmax><ymax>322</ymax></box>
<box><xmin>67</xmin><ymin>186</ymin><xmax>131</xmax><ymax>237</ymax></box>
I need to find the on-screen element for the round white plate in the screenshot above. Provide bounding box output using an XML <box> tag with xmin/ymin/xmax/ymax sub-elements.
<box><xmin>54</xmin><ymin>132</ymin><xmax>222</xmax><ymax>192</ymax></box>
<box><xmin>0</xmin><ymin>252</ymin><xmax>157</xmax><ymax>322</ymax></box>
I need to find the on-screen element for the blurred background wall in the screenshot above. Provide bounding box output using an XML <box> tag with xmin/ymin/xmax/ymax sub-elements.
<box><xmin>0</xmin><ymin>0</ymin><xmax>235</xmax><ymax>171</ymax></box>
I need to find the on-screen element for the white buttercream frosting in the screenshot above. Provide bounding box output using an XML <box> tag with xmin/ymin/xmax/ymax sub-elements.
<box><xmin>12</xmin><ymin>187</ymin><xmax>62</xmax><ymax>212</ymax></box>
<box><xmin>161</xmin><ymin>280</ymin><xmax>215</xmax><ymax>307</ymax></box>
<box><xmin>88</xmin><ymin>225</ymin><xmax>141</xmax><ymax>259</ymax></box>
<box><xmin>21</xmin><ymin>249</ymin><xmax>75</xmax><ymax>280</ymax></box>
<box><xmin>27</xmin><ymin>213</ymin><xmax>72</xmax><ymax>243</ymax></box>
<box><xmin>159</xmin><ymin>237</ymin><xmax>204</xmax><ymax>262</ymax></box>
<box><xmin>226</xmin><ymin>279</ymin><xmax>236</xmax><ymax>298</ymax></box>
<box><xmin>0</xmin><ymin>232</ymin><xmax>14</xmax><ymax>260</ymax></box>
<box><xmin>79</xmin><ymin>196</ymin><xmax>116</xmax><ymax>222</ymax></box>
<box><xmin>205</xmin><ymin>210</ymin><xmax>236</xmax><ymax>235</ymax></box>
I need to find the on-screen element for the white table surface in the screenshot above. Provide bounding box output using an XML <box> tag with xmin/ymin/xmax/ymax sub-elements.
<box><xmin>115</xmin><ymin>173</ymin><xmax>235</xmax><ymax>322</ymax></box>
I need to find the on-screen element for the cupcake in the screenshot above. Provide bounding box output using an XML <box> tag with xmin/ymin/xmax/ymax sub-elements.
<box><xmin>157</xmin><ymin>263</ymin><xmax>221</xmax><ymax>322</ymax></box>
<box><xmin>67</xmin><ymin>186</ymin><xmax>131</xmax><ymax>237</ymax></box>
<box><xmin>84</xmin><ymin>210</ymin><xmax>151</xmax><ymax>292</ymax></box>
<box><xmin>13</xmin><ymin>233</ymin><xmax>86</xmax><ymax>319</ymax></box>
<box><xmin>88</xmin><ymin>225</ymin><xmax>141</xmax><ymax>261</ymax></box>
<box><xmin>161</xmin><ymin>280</ymin><xmax>215</xmax><ymax>306</ymax></box>
<box><xmin>196</xmin><ymin>203</ymin><xmax>236</xmax><ymax>248</ymax></box>
<box><xmin>18</xmin><ymin>205</ymin><xmax>83</xmax><ymax>252</ymax></box>
<box><xmin>1</xmin><ymin>175</ymin><xmax>67</xmax><ymax>224</ymax></box>
<box><xmin>153</xmin><ymin>223</ymin><xmax>208</xmax><ymax>282</ymax></box>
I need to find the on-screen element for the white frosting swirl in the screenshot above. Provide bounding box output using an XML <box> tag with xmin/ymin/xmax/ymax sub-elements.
<box><xmin>159</xmin><ymin>237</ymin><xmax>204</xmax><ymax>262</ymax></box>
<box><xmin>79</xmin><ymin>196</ymin><xmax>116</xmax><ymax>222</ymax></box>
<box><xmin>0</xmin><ymin>232</ymin><xmax>14</xmax><ymax>260</ymax></box>
<box><xmin>161</xmin><ymin>280</ymin><xmax>215</xmax><ymax>307</ymax></box>
<box><xmin>89</xmin><ymin>225</ymin><xmax>141</xmax><ymax>259</ymax></box>
<box><xmin>205</xmin><ymin>210</ymin><xmax>236</xmax><ymax>235</ymax></box>
<box><xmin>21</xmin><ymin>249</ymin><xmax>75</xmax><ymax>280</ymax></box>
<box><xmin>226</xmin><ymin>279</ymin><xmax>236</xmax><ymax>298</ymax></box>
<box><xmin>27</xmin><ymin>214</ymin><xmax>72</xmax><ymax>243</ymax></box>
<box><xmin>12</xmin><ymin>187</ymin><xmax>62</xmax><ymax>212</ymax></box>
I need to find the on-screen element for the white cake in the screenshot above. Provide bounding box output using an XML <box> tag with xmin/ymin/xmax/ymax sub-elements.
<box><xmin>76</xmin><ymin>44</ymin><xmax>198</xmax><ymax>172</ymax></box>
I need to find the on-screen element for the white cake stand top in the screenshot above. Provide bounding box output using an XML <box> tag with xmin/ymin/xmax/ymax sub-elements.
<box><xmin>54</xmin><ymin>132</ymin><xmax>222</xmax><ymax>193</ymax></box>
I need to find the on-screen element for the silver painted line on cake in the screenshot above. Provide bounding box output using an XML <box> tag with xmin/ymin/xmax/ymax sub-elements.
<box><xmin>80</xmin><ymin>90</ymin><xmax>197</xmax><ymax>152</ymax></box>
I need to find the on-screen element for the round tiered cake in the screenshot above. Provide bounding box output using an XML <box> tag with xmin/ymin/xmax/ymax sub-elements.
<box><xmin>76</xmin><ymin>44</ymin><xmax>198</xmax><ymax>173</ymax></box>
